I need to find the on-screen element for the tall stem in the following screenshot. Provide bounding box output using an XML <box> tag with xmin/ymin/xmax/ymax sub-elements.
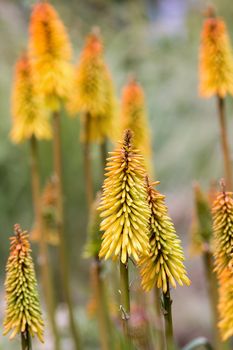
<box><xmin>100</xmin><ymin>138</ymin><xmax>108</xmax><ymax>180</ymax></box>
<box><xmin>52</xmin><ymin>111</ymin><xmax>82</xmax><ymax>349</ymax></box>
<box><xmin>203</xmin><ymin>251</ymin><xmax>222</xmax><ymax>350</ymax></box>
<box><xmin>91</xmin><ymin>259</ymin><xmax>112</xmax><ymax>350</ymax></box>
<box><xmin>83</xmin><ymin>112</ymin><xmax>94</xmax><ymax>209</ymax></box>
<box><xmin>29</xmin><ymin>136</ymin><xmax>60</xmax><ymax>350</ymax></box>
<box><xmin>154</xmin><ymin>288</ymin><xmax>165</xmax><ymax>350</ymax></box>
<box><xmin>120</xmin><ymin>259</ymin><xmax>130</xmax><ymax>339</ymax></box>
<box><xmin>162</xmin><ymin>283</ymin><xmax>175</xmax><ymax>350</ymax></box>
<box><xmin>216</xmin><ymin>95</ymin><xmax>233</xmax><ymax>190</ymax></box>
<box><xmin>21</xmin><ymin>327</ymin><xmax>32</xmax><ymax>350</ymax></box>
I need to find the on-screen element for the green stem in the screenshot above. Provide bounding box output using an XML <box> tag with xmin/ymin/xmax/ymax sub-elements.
<box><xmin>120</xmin><ymin>259</ymin><xmax>130</xmax><ymax>339</ymax></box>
<box><xmin>100</xmin><ymin>138</ymin><xmax>108</xmax><ymax>180</ymax></box>
<box><xmin>216</xmin><ymin>95</ymin><xmax>233</xmax><ymax>190</ymax></box>
<box><xmin>92</xmin><ymin>259</ymin><xmax>112</xmax><ymax>350</ymax></box>
<box><xmin>21</xmin><ymin>327</ymin><xmax>32</xmax><ymax>350</ymax></box>
<box><xmin>53</xmin><ymin>111</ymin><xmax>82</xmax><ymax>349</ymax></box>
<box><xmin>84</xmin><ymin>112</ymin><xmax>94</xmax><ymax>209</ymax></box>
<box><xmin>30</xmin><ymin>136</ymin><xmax>61</xmax><ymax>350</ymax></box>
<box><xmin>162</xmin><ymin>283</ymin><xmax>175</xmax><ymax>350</ymax></box>
<box><xmin>154</xmin><ymin>288</ymin><xmax>165</xmax><ymax>350</ymax></box>
<box><xmin>203</xmin><ymin>251</ymin><xmax>221</xmax><ymax>350</ymax></box>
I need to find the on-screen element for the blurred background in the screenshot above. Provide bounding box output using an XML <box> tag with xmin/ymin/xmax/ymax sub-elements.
<box><xmin>0</xmin><ymin>0</ymin><xmax>233</xmax><ymax>349</ymax></box>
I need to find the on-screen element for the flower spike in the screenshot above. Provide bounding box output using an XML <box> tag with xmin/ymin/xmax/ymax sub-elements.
<box><xmin>11</xmin><ymin>53</ymin><xmax>51</xmax><ymax>143</ymax></box>
<box><xmin>139</xmin><ymin>178</ymin><xmax>190</xmax><ymax>293</ymax></box>
<box><xmin>199</xmin><ymin>8</ymin><xmax>233</xmax><ymax>97</ymax></box>
<box><xmin>120</xmin><ymin>78</ymin><xmax>151</xmax><ymax>162</ymax></box>
<box><xmin>98</xmin><ymin>129</ymin><xmax>150</xmax><ymax>263</ymax></box>
<box><xmin>68</xmin><ymin>30</ymin><xmax>117</xmax><ymax>143</ymax></box>
<box><xmin>3</xmin><ymin>224</ymin><xmax>44</xmax><ymax>342</ymax></box>
<box><xmin>213</xmin><ymin>182</ymin><xmax>233</xmax><ymax>276</ymax></box>
<box><xmin>29</xmin><ymin>2</ymin><xmax>73</xmax><ymax>110</ymax></box>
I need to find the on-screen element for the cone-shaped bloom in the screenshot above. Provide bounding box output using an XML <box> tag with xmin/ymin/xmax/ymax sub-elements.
<box><xmin>138</xmin><ymin>179</ymin><xmax>190</xmax><ymax>292</ymax></box>
<box><xmin>83</xmin><ymin>192</ymin><xmax>102</xmax><ymax>258</ymax></box>
<box><xmin>11</xmin><ymin>54</ymin><xmax>51</xmax><ymax>143</ymax></box>
<box><xmin>29</xmin><ymin>2</ymin><xmax>73</xmax><ymax>111</ymax></box>
<box><xmin>3</xmin><ymin>224</ymin><xmax>44</xmax><ymax>342</ymax></box>
<box><xmin>190</xmin><ymin>183</ymin><xmax>213</xmax><ymax>255</ymax></box>
<box><xmin>218</xmin><ymin>267</ymin><xmax>233</xmax><ymax>340</ymax></box>
<box><xmin>98</xmin><ymin>130</ymin><xmax>150</xmax><ymax>264</ymax></box>
<box><xmin>199</xmin><ymin>13</ymin><xmax>233</xmax><ymax>97</ymax></box>
<box><xmin>68</xmin><ymin>31</ymin><xmax>117</xmax><ymax>143</ymax></box>
<box><xmin>120</xmin><ymin>79</ymin><xmax>151</xmax><ymax>161</ymax></box>
<box><xmin>212</xmin><ymin>189</ymin><xmax>233</xmax><ymax>276</ymax></box>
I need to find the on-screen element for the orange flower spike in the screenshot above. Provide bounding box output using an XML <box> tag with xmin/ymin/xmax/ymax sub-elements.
<box><xmin>199</xmin><ymin>11</ymin><xmax>233</xmax><ymax>97</ymax></box>
<box><xmin>11</xmin><ymin>54</ymin><xmax>51</xmax><ymax>143</ymax></box>
<box><xmin>29</xmin><ymin>2</ymin><xmax>73</xmax><ymax>111</ymax></box>
<box><xmin>69</xmin><ymin>31</ymin><xmax>110</xmax><ymax>116</ymax></box>
<box><xmin>120</xmin><ymin>78</ymin><xmax>151</xmax><ymax>163</ymax></box>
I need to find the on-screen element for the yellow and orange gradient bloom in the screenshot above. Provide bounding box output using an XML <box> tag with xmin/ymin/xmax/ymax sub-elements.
<box><xmin>199</xmin><ymin>14</ymin><xmax>233</xmax><ymax>97</ymax></box>
<box><xmin>212</xmin><ymin>188</ymin><xmax>233</xmax><ymax>340</ymax></box>
<box><xmin>29</xmin><ymin>2</ymin><xmax>73</xmax><ymax>111</ymax></box>
<box><xmin>120</xmin><ymin>79</ymin><xmax>152</xmax><ymax>167</ymax></box>
<box><xmin>11</xmin><ymin>54</ymin><xmax>51</xmax><ymax>143</ymax></box>
<box><xmin>68</xmin><ymin>31</ymin><xmax>117</xmax><ymax>143</ymax></box>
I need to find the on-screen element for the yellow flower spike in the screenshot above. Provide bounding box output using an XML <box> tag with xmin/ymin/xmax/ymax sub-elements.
<box><xmin>3</xmin><ymin>224</ymin><xmax>44</xmax><ymax>342</ymax></box>
<box><xmin>29</xmin><ymin>2</ymin><xmax>73</xmax><ymax>111</ymax></box>
<box><xmin>218</xmin><ymin>267</ymin><xmax>233</xmax><ymax>340</ymax></box>
<box><xmin>212</xmin><ymin>185</ymin><xmax>233</xmax><ymax>277</ymax></box>
<box><xmin>11</xmin><ymin>53</ymin><xmax>52</xmax><ymax>143</ymax></box>
<box><xmin>190</xmin><ymin>183</ymin><xmax>213</xmax><ymax>256</ymax></box>
<box><xmin>138</xmin><ymin>178</ymin><xmax>190</xmax><ymax>293</ymax></box>
<box><xmin>199</xmin><ymin>8</ymin><xmax>233</xmax><ymax>97</ymax></box>
<box><xmin>120</xmin><ymin>78</ymin><xmax>152</xmax><ymax>165</ymax></box>
<box><xmin>68</xmin><ymin>29</ymin><xmax>117</xmax><ymax>143</ymax></box>
<box><xmin>98</xmin><ymin>129</ymin><xmax>150</xmax><ymax>263</ymax></box>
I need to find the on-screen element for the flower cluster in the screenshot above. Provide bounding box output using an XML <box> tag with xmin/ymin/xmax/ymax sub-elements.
<box><xmin>120</xmin><ymin>79</ymin><xmax>151</xmax><ymax>164</ymax></box>
<box><xmin>212</xmin><ymin>188</ymin><xmax>233</xmax><ymax>340</ymax></box>
<box><xmin>199</xmin><ymin>13</ymin><xmax>233</xmax><ymax>97</ymax></box>
<box><xmin>68</xmin><ymin>31</ymin><xmax>117</xmax><ymax>143</ymax></box>
<box><xmin>3</xmin><ymin>224</ymin><xmax>44</xmax><ymax>342</ymax></box>
<box><xmin>29</xmin><ymin>2</ymin><xmax>73</xmax><ymax>110</ymax></box>
<box><xmin>11</xmin><ymin>54</ymin><xmax>51</xmax><ymax>143</ymax></box>
<box><xmin>139</xmin><ymin>179</ymin><xmax>190</xmax><ymax>292</ymax></box>
<box><xmin>98</xmin><ymin>130</ymin><xmax>150</xmax><ymax>263</ymax></box>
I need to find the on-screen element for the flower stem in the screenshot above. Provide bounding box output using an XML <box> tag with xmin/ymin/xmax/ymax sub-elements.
<box><xmin>30</xmin><ymin>136</ymin><xmax>60</xmax><ymax>350</ymax></box>
<box><xmin>100</xmin><ymin>138</ymin><xmax>108</xmax><ymax>180</ymax></box>
<box><xmin>203</xmin><ymin>251</ymin><xmax>222</xmax><ymax>350</ymax></box>
<box><xmin>120</xmin><ymin>259</ymin><xmax>130</xmax><ymax>339</ymax></box>
<box><xmin>91</xmin><ymin>259</ymin><xmax>112</xmax><ymax>350</ymax></box>
<box><xmin>154</xmin><ymin>288</ymin><xmax>165</xmax><ymax>350</ymax></box>
<box><xmin>52</xmin><ymin>111</ymin><xmax>82</xmax><ymax>349</ymax></box>
<box><xmin>21</xmin><ymin>326</ymin><xmax>32</xmax><ymax>350</ymax></box>
<box><xmin>83</xmin><ymin>112</ymin><xmax>94</xmax><ymax>209</ymax></box>
<box><xmin>162</xmin><ymin>283</ymin><xmax>175</xmax><ymax>350</ymax></box>
<box><xmin>216</xmin><ymin>95</ymin><xmax>233</xmax><ymax>190</ymax></box>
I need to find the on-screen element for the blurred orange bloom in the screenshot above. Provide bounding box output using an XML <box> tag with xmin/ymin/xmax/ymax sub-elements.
<box><xmin>29</xmin><ymin>2</ymin><xmax>73</xmax><ymax>111</ymax></box>
<box><xmin>199</xmin><ymin>16</ymin><xmax>233</xmax><ymax>97</ymax></box>
<box><xmin>11</xmin><ymin>54</ymin><xmax>51</xmax><ymax>143</ymax></box>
